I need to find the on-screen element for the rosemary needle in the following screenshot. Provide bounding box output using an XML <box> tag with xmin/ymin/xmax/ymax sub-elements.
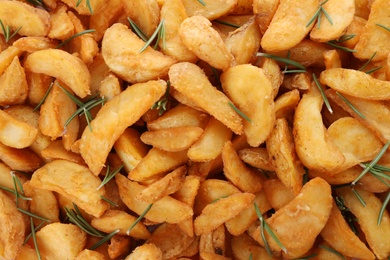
<box><xmin>313</xmin><ymin>73</ymin><xmax>333</xmax><ymax>114</ymax></box>
<box><xmin>229</xmin><ymin>102</ymin><xmax>252</xmax><ymax>123</ymax></box>
<box><xmin>126</xmin><ymin>204</ymin><xmax>153</xmax><ymax>235</ymax></box>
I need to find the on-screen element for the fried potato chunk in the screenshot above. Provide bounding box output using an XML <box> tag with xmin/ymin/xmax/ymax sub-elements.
<box><xmin>0</xmin><ymin>56</ymin><xmax>28</xmax><ymax>106</ymax></box>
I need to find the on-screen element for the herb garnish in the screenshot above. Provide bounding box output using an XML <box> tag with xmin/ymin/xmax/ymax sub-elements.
<box><xmin>335</xmin><ymin>92</ymin><xmax>365</xmax><ymax>119</ymax></box>
<box><xmin>55</xmin><ymin>29</ymin><xmax>96</xmax><ymax>49</ymax></box>
<box><xmin>306</xmin><ymin>0</ymin><xmax>333</xmax><ymax>29</ymax></box>
<box><xmin>197</xmin><ymin>0</ymin><xmax>206</xmax><ymax>6</ymax></box>
<box><xmin>140</xmin><ymin>19</ymin><xmax>166</xmax><ymax>52</ymax></box>
<box><xmin>312</xmin><ymin>73</ymin><xmax>333</xmax><ymax>114</ymax></box>
<box><xmin>30</xmin><ymin>217</ymin><xmax>42</xmax><ymax>260</ymax></box>
<box><xmin>34</xmin><ymin>81</ymin><xmax>54</xmax><ymax>111</ymax></box>
<box><xmin>254</xmin><ymin>203</ymin><xmax>287</xmax><ymax>256</ymax></box>
<box><xmin>76</xmin><ymin>0</ymin><xmax>93</xmax><ymax>14</ymax></box>
<box><xmin>100</xmin><ymin>195</ymin><xmax>118</xmax><ymax>207</ymax></box>
<box><xmin>26</xmin><ymin>0</ymin><xmax>45</xmax><ymax>8</ymax></box>
<box><xmin>378</xmin><ymin>191</ymin><xmax>390</xmax><ymax>225</ymax></box>
<box><xmin>151</xmin><ymin>81</ymin><xmax>170</xmax><ymax>116</ymax></box>
<box><xmin>319</xmin><ymin>245</ymin><xmax>346</xmax><ymax>260</ymax></box>
<box><xmin>128</xmin><ymin>18</ymin><xmax>148</xmax><ymax>42</ymax></box>
<box><xmin>97</xmin><ymin>164</ymin><xmax>124</xmax><ymax>190</ymax></box>
<box><xmin>229</xmin><ymin>102</ymin><xmax>252</xmax><ymax>123</ymax></box>
<box><xmin>213</xmin><ymin>20</ymin><xmax>240</xmax><ymax>28</ymax></box>
<box><xmin>358</xmin><ymin>52</ymin><xmax>382</xmax><ymax>74</ymax></box>
<box><xmin>376</xmin><ymin>24</ymin><xmax>390</xmax><ymax>32</ymax></box>
<box><xmin>257</xmin><ymin>53</ymin><xmax>306</xmax><ymax>73</ymax></box>
<box><xmin>0</xmin><ymin>19</ymin><xmax>21</xmax><ymax>43</ymax></box>
<box><xmin>126</xmin><ymin>204</ymin><xmax>153</xmax><ymax>235</ymax></box>
<box><xmin>335</xmin><ymin>196</ymin><xmax>359</xmax><ymax>234</ymax></box>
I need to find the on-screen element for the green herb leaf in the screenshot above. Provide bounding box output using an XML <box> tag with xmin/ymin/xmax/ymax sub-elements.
<box><xmin>313</xmin><ymin>73</ymin><xmax>333</xmax><ymax>114</ymax></box>
<box><xmin>128</xmin><ymin>18</ymin><xmax>149</xmax><ymax>42</ymax></box>
<box><xmin>319</xmin><ymin>245</ymin><xmax>346</xmax><ymax>260</ymax></box>
<box><xmin>229</xmin><ymin>102</ymin><xmax>252</xmax><ymax>123</ymax></box>
<box><xmin>293</xmin><ymin>253</ymin><xmax>318</xmax><ymax>260</ymax></box>
<box><xmin>364</xmin><ymin>66</ymin><xmax>383</xmax><ymax>75</ymax></box>
<box><xmin>335</xmin><ymin>92</ymin><xmax>365</xmax><ymax>119</ymax></box>
<box><xmin>24</xmin><ymin>221</ymin><xmax>45</xmax><ymax>245</ymax></box>
<box><xmin>100</xmin><ymin>195</ymin><xmax>119</xmax><ymax>207</ymax></box>
<box><xmin>0</xmin><ymin>19</ymin><xmax>22</xmax><ymax>43</ymax></box>
<box><xmin>351</xmin><ymin>188</ymin><xmax>366</xmax><ymax>207</ymax></box>
<box><xmin>326</xmin><ymin>41</ymin><xmax>357</xmax><ymax>53</ymax></box>
<box><xmin>34</xmin><ymin>81</ymin><xmax>54</xmax><ymax>111</ymax></box>
<box><xmin>76</xmin><ymin>0</ymin><xmax>93</xmax><ymax>14</ymax></box>
<box><xmin>151</xmin><ymin>81</ymin><xmax>170</xmax><ymax>116</ymax></box>
<box><xmin>376</xmin><ymin>23</ymin><xmax>390</xmax><ymax>32</ymax></box>
<box><xmin>197</xmin><ymin>0</ymin><xmax>206</xmax><ymax>6</ymax></box>
<box><xmin>65</xmin><ymin>204</ymin><xmax>105</xmax><ymax>237</ymax></box>
<box><xmin>359</xmin><ymin>52</ymin><xmax>377</xmax><ymax>72</ymax></box>
<box><xmin>17</xmin><ymin>208</ymin><xmax>50</xmax><ymax>222</ymax></box>
<box><xmin>30</xmin><ymin>217</ymin><xmax>42</xmax><ymax>260</ymax></box>
<box><xmin>213</xmin><ymin>20</ymin><xmax>240</xmax><ymax>28</ymax></box>
<box><xmin>97</xmin><ymin>164</ymin><xmax>124</xmax><ymax>190</ymax></box>
<box><xmin>90</xmin><ymin>229</ymin><xmax>120</xmax><ymax>250</ymax></box>
<box><xmin>140</xmin><ymin>19</ymin><xmax>165</xmax><ymax>53</ymax></box>
<box><xmin>55</xmin><ymin>29</ymin><xmax>96</xmax><ymax>49</ymax></box>
<box><xmin>26</xmin><ymin>0</ymin><xmax>45</xmax><ymax>8</ymax></box>
<box><xmin>257</xmin><ymin>52</ymin><xmax>306</xmax><ymax>71</ymax></box>
<box><xmin>249</xmin><ymin>252</ymin><xmax>253</xmax><ymax>260</ymax></box>
<box><xmin>306</xmin><ymin>0</ymin><xmax>332</xmax><ymax>28</ymax></box>
<box><xmin>378</xmin><ymin>191</ymin><xmax>390</xmax><ymax>225</ymax></box>
<box><xmin>126</xmin><ymin>204</ymin><xmax>153</xmax><ymax>235</ymax></box>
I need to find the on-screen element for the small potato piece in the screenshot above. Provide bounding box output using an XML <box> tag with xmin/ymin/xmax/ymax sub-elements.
<box><xmin>231</xmin><ymin>233</ymin><xmax>275</xmax><ymax>260</ymax></box>
<box><xmin>24</xmin><ymin>49</ymin><xmax>91</xmax><ymax>98</ymax></box>
<box><xmin>41</xmin><ymin>140</ymin><xmax>85</xmax><ymax>165</ymax></box>
<box><xmin>194</xmin><ymin>192</ymin><xmax>255</xmax><ymax>236</ymax></box>
<box><xmin>61</xmin><ymin>0</ymin><xmax>105</xmax><ymax>15</ymax></box>
<box><xmin>169</xmin><ymin>62</ymin><xmax>243</xmax><ymax>135</ymax></box>
<box><xmin>310</xmin><ymin>0</ymin><xmax>355</xmax><ymax>42</ymax></box>
<box><xmin>12</xmin><ymin>36</ymin><xmax>57</xmax><ymax>52</ymax></box>
<box><xmin>108</xmin><ymin>235</ymin><xmax>131</xmax><ymax>259</ymax></box>
<box><xmin>323</xmin><ymin>49</ymin><xmax>342</xmax><ymax>70</ymax></box>
<box><xmin>116</xmin><ymin>174</ymin><xmax>193</xmax><ymax>224</ymax></box>
<box><xmin>0</xmin><ymin>190</ymin><xmax>25</xmax><ymax>260</ymax></box>
<box><xmin>0</xmin><ymin>1</ymin><xmax>50</xmax><ymax>37</ymax></box>
<box><xmin>137</xmin><ymin>165</ymin><xmax>186</xmax><ymax>203</ymax></box>
<box><xmin>221</xmin><ymin>64</ymin><xmax>275</xmax><ymax>146</ymax></box>
<box><xmin>354</xmin><ymin>0</ymin><xmax>390</xmax><ymax>61</ymax></box>
<box><xmin>222</xmin><ymin>141</ymin><xmax>263</xmax><ymax>193</ymax></box>
<box><xmin>321</xmin><ymin>201</ymin><xmax>375</xmax><ymax>259</ymax></box>
<box><xmin>122</xmin><ymin>0</ymin><xmax>159</xmax><ymax>37</ymax></box>
<box><xmin>76</xmin><ymin>249</ymin><xmax>105</xmax><ymax>260</ymax></box>
<box><xmin>274</xmin><ymin>89</ymin><xmax>301</xmax><ymax>119</ymax></box>
<box><xmin>0</xmin><ymin>56</ymin><xmax>28</xmax><ymax>106</ymax></box>
<box><xmin>102</xmin><ymin>23</ymin><xmax>176</xmax><ymax>84</ymax></box>
<box><xmin>0</xmin><ymin>46</ymin><xmax>22</xmax><ymax>76</ymax></box>
<box><xmin>320</xmin><ymin>68</ymin><xmax>390</xmax><ymax>100</ymax></box>
<box><xmin>0</xmin><ymin>142</ymin><xmax>42</xmax><ymax>172</ymax></box>
<box><xmin>181</xmin><ymin>0</ymin><xmax>238</xmax><ymax>20</ymax></box>
<box><xmin>147</xmin><ymin>223</ymin><xmax>194</xmax><ymax>259</ymax></box>
<box><xmin>125</xmin><ymin>243</ymin><xmax>162</xmax><ymax>260</ymax></box>
<box><xmin>251</xmin><ymin>177</ymin><xmax>332</xmax><ymax>258</ymax></box>
<box><xmin>128</xmin><ymin>147</ymin><xmax>188</xmax><ymax>182</ymax></box>
<box><xmin>260</xmin><ymin>0</ymin><xmax>319</xmax><ymax>52</ymax></box>
<box><xmin>160</xmin><ymin>0</ymin><xmax>198</xmax><ymax>62</ymax></box>
<box><xmin>48</xmin><ymin>3</ymin><xmax>74</xmax><ymax>41</ymax></box>
<box><xmin>36</xmin><ymin>223</ymin><xmax>87</xmax><ymax>259</ymax></box>
<box><xmin>179</xmin><ymin>16</ymin><xmax>234</xmax><ymax>71</ymax></box>
<box><xmin>253</xmin><ymin>0</ymin><xmax>280</xmax><ymax>35</ymax></box>
<box><xmin>259</xmin><ymin>57</ymin><xmax>284</xmax><ymax>99</ymax></box>
<box><xmin>293</xmin><ymin>83</ymin><xmax>345</xmax><ymax>173</ymax></box>
<box><xmin>188</xmin><ymin>117</ymin><xmax>233</xmax><ymax>162</ymax></box>
<box><xmin>91</xmin><ymin>210</ymin><xmax>150</xmax><ymax>239</ymax></box>
<box><xmin>141</xmin><ymin>126</ymin><xmax>203</xmax><ymax>152</ymax></box>
<box><xmin>98</xmin><ymin>73</ymin><xmax>122</xmax><ymax>101</ymax></box>
<box><xmin>239</xmin><ymin>147</ymin><xmax>275</xmax><ymax>171</ymax></box>
<box><xmin>263</xmin><ymin>179</ymin><xmax>295</xmax><ymax>210</ymax></box>
<box><xmin>267</xmin><ymin>118</ymin><xmax>305</xmax><ymax>195</ymax></box>
<box><xmin>0</xmin><ymin>109</ymin><xmax>38</xmax><ymax>149</ymax></box>
<box><xmin>80</xmin><ymin>80</ymin><xmax>166</xmax><ymax>175</ymax></box>
<box><xmin>30</xmin><ymin>160</ymin><xmax>109</xmax><ymax>218</ymax></box>
<box><xmin>26</xmin><ymin>72</ymin><xmax>53</xmax><ymax>107</ymax></box>
<box><xmin>336</xmin><ymin>187</ymin><xmax>390</xmax><ymax>259</ymax></box>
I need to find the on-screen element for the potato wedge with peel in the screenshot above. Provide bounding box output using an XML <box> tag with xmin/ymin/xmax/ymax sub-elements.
<box><xmin>91</xmin><ymin>210</ymin><xmax>150</xmax><ymax>239</ymax></box>
<box><xmin>354</xmin><ymin>0</ymin><xmax>390</xmax><ymax>61</ymax></box>
<box><xmin>102</xmin><ymin>23</ymin><xmax>176</xmax><ymax>84</ymax></box>
<box><xmin>321</xmin><ymin>201</ymin><xmax>375</xmax><ymax>259</ymax></box>
<box><xmin>179</xmin><ymin>16</ymin><xmax>234</xmax><ymax>71</ymax></box>
<box><xmin>309</xmin><ymin>0</ymin><xmax>355</xmax><ymax>42</ymax></box>
<box><xmin>260</xmin><ymin>0</ymin><xmax>319</xmax><ymax>52</ymax></box>
<box><xmin>0</xmin><ymin>142</ymin><xmax>42</xmax><ymax>172</ymax></box>
<box><xmin>293</xmin><ymin>83</ymin><xmax>345</xmax><ymax>173</ymax></box>
<box><xmin>24</xmin><ymin>49</ymin><xmax>91</xmax><ymax>98</ymax></box>
<box><xmin>146</xmin><ymin>223</ymin><xmax>194</xmax><ymax>259</ymax></box>
<box><xmin>263</xmin><ymin>179</ymin><xmax>295</xmax><ymax>210</ymax></box>
<box><xmin>0</xmin><ymin>107</ymin><xmax>38</xmax><ymax>149</ymax></box>
<box><xmin>124</xmin><ymin>243</ymin><xmax>162</xmax><ymax>260</ymax></box>
<box><xmin>30</xmin><ymin>159</ymin><xmax>109</xmax><ymax>218</ymax></box>
<box><xmin>0</xmin><ymin>0</ymin><xmax>50</xmax><ymax>37</ymax></box>
<box><xmin>136</xmin><ymin>165</ymin><xmax>186</xmax><ymax>203</ymax></box>
<box><xmin>169</xmin><ymin>62</ymin><xmax>243</xmax><ymax>135</ymax></box>
<box><xmin>140</xmin><ymin>126</ymin><xmax>203</xmax><ymax>152</ymax></box>
<box><xmin>221</xmin><ymin>64</ymin><xmax>275</xmax><ymax>147</ymax></box>
<box><xmin>231</xmin><ymin>233</ymin><xmax>275</xmax><ymax>260</ymax></box>
<box><xmin>116</xmin><ymin>174</ymin><xmax>193</xmax><ymax>224</ymax></box>
<box><xmin>0</xmin><ymin>46</ymin><xmax>22</xmax><ymax>76</ymax></box>
<box><xmin>36</xmin><ymin>223</ymin><xmax>87</xmax><ymax>259</ymax></box>
<box><xmin>336</xmin><ymin>187</ymin><xmax>390</xmax><ymax>259</ymax></box>
<box><xmin>253</xmin><ymin>0</ymin><xmax>280</xmax><ymax>35</ymax></box>
<box><xmin>0</xmin><ymin>190</ymin><xmax>25</xmax><ymax>260</ymax></box>
<box><xmin>60</xmin><ymin>0</ymin><xmax>105</xmax><ymax>15</ymax></box>
<box><xmin>188</xmin><ymin>117</ymin><xmax>232</xmax><ymax>162</ymax></box>
<box><xmin>238</xmin><ymin>147</ymin><xmax>274</xmax><ymax>172</ymax></box>
<box><xmin>222</xmin><ymin>141</ymin><xmax>263</xmax><ymax>193</ymax></box>
<box><xmin>199</xmin><ymin>224</ymin><xmax>226</xmax><ymax>256</ymax></box>
<box><xmin>194</xmin><ymin>192</ymin><xmax>255</xmax><ymax>236</ymax></box>
<box><xmin>321</xmin><ymin>68</ymin><xmax>390</xmax><ymax>100</ymax></box>
<box><xmin>267</xmin><ymin>118</ymin><xmax>305</xmax><ymax>195</ymax></box>
<box><xmin>79</xmin><ymin>80</ymin><xmax>166</xmax><ymax>176</ymax></box>
<box><xmin>0</xmin><ymin>56</ymin><xmax>28</xmax><ymax>106</ymax></box>
<box><xmin>251</xmin><ymin>177</ymin><xmax>332</xmax><ymax>259</ymax></box>
<box><xmin>181</xmin><ymin>0</ymin><xmax>238</xmax><ymax>20</ymax></box>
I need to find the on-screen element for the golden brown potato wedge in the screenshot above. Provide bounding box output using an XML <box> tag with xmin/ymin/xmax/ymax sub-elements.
<box><xmin>253</xmin><ymin>0</ymin><xmax>280</xmax><ymax>35</ymax></box>
<box><xmin>181</xmin><ymin>0</ymin><xmax>238</xmax><ymax>20</ymax></box>
<box><xmin>238</xmin><ymin>147</ymin><xmax>275</xmax><ymax>172</ymax></box>
<box><xmin>12</xmin><ymin>36</ymin><xmax>57</xmax><ymax>53</ymax></box>
<box><xmin>263</xmin><ymin>179</ymin><xmax>295</xmax><ymax>210</ymax></box>
<box><xmin>0</xmin><ymin>142</ymin><xmax>42</xmax><ymax>172</ymax></box>
<box><xmin>47</xmin><ymin>3</ymin><xmax>74</xmax><ymax>41</ymax></box>
<box><xmin>124</xmin><ymin>243</ymin><xmax>162</xmax><ymax>260</ymax></box>
<box><xmin>0</xmin><ymin>56</ymin><xmax>28</xmax><ymax>106</ymax></box>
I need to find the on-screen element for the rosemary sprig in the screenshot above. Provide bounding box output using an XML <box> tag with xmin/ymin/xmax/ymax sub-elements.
<box><xmin>57</xmin><ymin>83</ymin><xmax>106</xmax><ymax>132</ymax></box>
<box><xmin>359</xmin><ymin>52</ymin><xmax>377</xmax><ymax>72</ymax></box>
<box><xmin>34</xmin><ymin>81</ymin><xmax>54</xmax><ymax>111</ymax></box>
<box><xmin>257</xmin><ymin>52</ymin><xmax>306</xmax><ymax>72</ymax></box>
<box><xmin>90</xmin><ymin>229</ymin><xmax>120</xmax><ymax>250</ymax></box>
<box><xmin>197</xmin><ymin>0</ymin><xmax>206</xmax><ymax>6</ymax></box>
<box><xmin>359</xmin><ymin>164</ymin><xmax>390</xmax><ymax>183</ymax></box>
<box><xmin>364</xmin><ymin>66</ymin><xmax>383</xmax><ymax>75</ymax></box>
<box><xmin>376</xmin><ymin>23</ymin><xmax>390</xmax><ymax>32</ymax></box>
<box><xmin>30</xmin><ymin>217</ymin><xmax>42</xmax><ymax>260</ymax></box>
<box><xmin>211</xmin><ymin>195</ymin><xmax>229</xmax><ymax>204</ymax></box>
<box><xmin>55</xmin><ymin>29</ymin><xmax>96</xmax><ymax>49</ymax></box>
<box><xmin>128</xmin><ymin>18</ymin><xmax>148</xmax><ymax>42</ymax></box>
<box><xmin>97</xmin><ymin>164</ymin><xmax>124</xmax><ymax>190</ymax></box>
<box><xmin>352</xmin><ymin>141</ymin><xmax>390</xmax><ymax>185</ymax></box>
<box><xmin>378</xmin><ymin>191</ymin><xmax>390</xmax><ymax>225</ymax></box>
<box><xmin>306</xmin><ymin>0</ymin><xmax>333</xmax><ymax>29</ymax></box>
<box><xmin>65</xmin><ymin>204</ymin><xmax>105</xmax><ymax>237</ymax></box>
<box><xmin>26</xmin><ymin>0</ymin><xmax>45</xmax><ymax>8</ymax></box>
<box><xmin>326</xmin><ymin>41</ymin><xmax>356</xmax><ymax>53</ymax></box>
<box><xmin>213</xmin><ymin>20</ymin><xmax>240</xmax><ymax>28</ymax></box>
<box><xmin>0</xmin><ymin>19</ymin><xmax>22</xmax><ymax>43</ymax></box>
<box><xmin>11</xmin><ymin>172</ymin><xmax>31</xmax><ymax>205</ymax></box>
<box><xmin>18</xmin><ymin>208</ymin><xmax>50</xmax><ymax>222</ymax></box>
<box><xmin>319</xmin><ymin>245</ymin><xmax>346</xmax><ymax>260</ymax></box>
<box><xmin>334</xmin><ymin>196</ymin><xmax>359</xmax><ymax>235</ymax></box>
<box><xmin>24</xmin><ymin>221</ymin><xmax>45</xmax><ymax>245</ymax></box>
<box><xmin>76</xmin><ymin>0</ymin><xmax>93</xmax><ymax>14</ymax></box>
<box><xmin>140</xmin><ymin>19</ymin><xmax>165</xmax><ymax>53</ymax></box>
<box><xmin>100</xmin><ymin>195</ymin><xmax>118</xmax><ymax>207</ymax></box>
<box><xmin>249</xmin><ymin>252</ymin><xmax>253</xmax><ymax>260</ymax></box>
<box><xmin>229</xmin><ymin>102</ymin><xmax>252</xmax><ymax>123</ymax></box>
<box><xmin>282</xmin><ymin>51</ymin><xmax>306</xmax><ymax>74</ymax></box>
<box><xmin>126</xmin><ymin>204</ymin><xmax>153</xmax><ymax>235</ymax></box>
<box><xmin>351</xmin><ymin>188</ymin><xmax>366</xmax><ymax>207</ymax></box>
<box><xmin>313</xmin><ymin>73</ymin><xmax>333</xmax><ymax>114</ymax></box>
<box><xmin>254</xmin><ymin>203</ymin><xmax>287</xmax><ymax>256</ymax></box>
<box><xmin>335</xmin><ymin>92</ymin><xmax>365</xmax><ymax>119</ymax></box>
<box><xmin>151</xmin><ymin>81</ymin><xmax>170</xmax><ymax>116</ymax></box>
